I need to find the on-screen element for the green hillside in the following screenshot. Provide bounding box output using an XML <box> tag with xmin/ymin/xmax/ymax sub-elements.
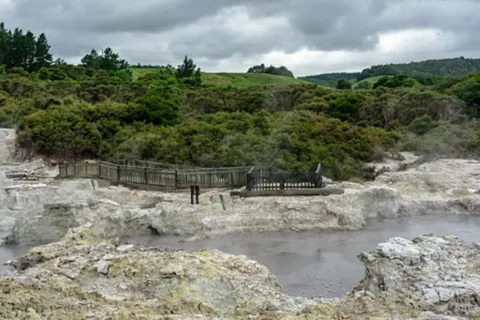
<box><xmin>202</xmin><ymin>72</ymin><xmax>308</xmax><ymax>88</ymax></box>
<box><xmin>129</xmin><ymin>68</ymin><xmax>308</xmax><ymax>87</ymax></box>
<box><xmin>358</xmin><ymin>57</ymin><xmax>480</xmax><ymax>80</ymax></box>
<box><xmin>129</xmin><ymin>67</ymin><xmax>164</xmax><ymax>80</ymax></box>
<box><xmin>351</xmin><ymin>76</ymin><xmax>389</xmax><ymax>89</ymax></box>
<box><xmin>303</xmin><ymin>57</ymin><xmax>480</xmax><ymax>88</ymax></box>
<box><xmin>300</xmin><ymin>72</ymin><xmax>360</xmax><ymax>87</ymax></box>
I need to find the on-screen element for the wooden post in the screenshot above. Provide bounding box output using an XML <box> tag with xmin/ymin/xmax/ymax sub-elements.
<box><xmin>175</xmin><ymin>170</ymin><xmax>179</xmax><ymax>189</ymax></box>
<box><xmin>117</xmin><ymin>165</ymin><xmax>121</xmax><ymax>181</ymax></box>
<box><xmin>219</xmin><ymin>194</ymin><xmax>226</xmax><ymax>210</ymax></box>
<box><xmin>190</xmin><ymin>186</ymin><xmax>195</xmax><ymax>205</ymax></box>
<box><xmin>99</xmin><ymin>163</ymin><xmax>102</xmax><ymax>178</ymax></box>
<box><xmin>195</xmin><ymin>186</ymin><xmax>200</xmax><ymax>205</ymax></box>
<box><xmin>144</xmin><ymin>168</ymin><xmax>148</xmax><ymax>184</ymax></box>
<box><xmin>246</xmin><ymin>167</ymin><xmax>255</xmax><ymax>191</ymax></box>
<box><xmin>207</xmin><ymin>173</ymin><xmax>212</xmax><ymax>188</ymax></box>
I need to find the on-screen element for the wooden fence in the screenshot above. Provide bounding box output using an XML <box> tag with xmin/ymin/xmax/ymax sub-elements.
<box><xmin>58</xmin><ymin>161</ymin><xmax>251</xmax><ymax>189</ymax></box>
<box><xmin>246</xmin><ymin>165</ymin><xmax>322</xmax><ymax>191</ymax></box>
<box><xmin>58</xmin><ymin>161</ymin><xmax>323</xmax><ymax>192</ymax></box>
<box><xmin>111</xmin><ymin>159</ymin><xmax>202</xmax><ymax>171</ymax></box>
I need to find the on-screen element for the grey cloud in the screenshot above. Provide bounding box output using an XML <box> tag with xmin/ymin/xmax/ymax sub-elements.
<box><xmin>1</xmin><ymin>0</ymin><xmax>480</xmax><ymax>73</ymax></box>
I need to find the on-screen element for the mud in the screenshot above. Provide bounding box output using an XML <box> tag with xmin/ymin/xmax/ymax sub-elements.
<box><xmin>125</xmin><ymin>214</ymin><xmax>480</xmax><ymax>298</ymax></box>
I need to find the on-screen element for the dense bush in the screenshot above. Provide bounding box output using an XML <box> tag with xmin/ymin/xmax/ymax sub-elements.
<box><xmin>1</xmin><ymin>62</ymin><xmax>479</xmax><ymax>180</ymax></box>
<box><xmin>247</xmin><ymin>64</ymin><xmax>294</xmax><ymax>78</ymax></box>
<box><xmin>373</xmin><ymin>74</ymin><xmax>417</xmax><ymax>89</ymax></box>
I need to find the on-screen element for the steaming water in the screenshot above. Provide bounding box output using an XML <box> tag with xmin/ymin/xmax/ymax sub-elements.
<box><xmin>125</xmin><ymin>215</ymin><xmax>480</xmax><ymax>298</ymax></box>
<box><xmin>2</xmin><ymin>215</ymin><xmax>480</xmax><ymax>298</ymax></box>
<box><xmin>0</xmin><ymin>221</ymin><xmax>32</xmax><ymax>265</ymax></box>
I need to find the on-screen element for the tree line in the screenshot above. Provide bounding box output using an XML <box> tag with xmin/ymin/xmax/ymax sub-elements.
<box><xmin>0</xmin><ymin>23</ymin><xmax>52</xmax><ymax>72</ymax></box>
<box><xmin>301</xmin><ymin>57</ymin><xmax>480</xmax><ymax>88</ymax></box>
<box><xmin>247</xmin><ymin>64</ymin><xmax>294</xmax><ymax>77</ymax></box>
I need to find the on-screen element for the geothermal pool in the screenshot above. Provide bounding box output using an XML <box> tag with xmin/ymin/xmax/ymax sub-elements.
<box><xmin>2</xmin><ymin>214</ymin><xmax>480</xmax><ymax>298</ymax></box>
<box><xmin>0</xmin><ymin>220</ymin><xmax>32</xmax><ymax>266</ymax></box>
<box><xmin>124</xmin><ymin>215</ymin><xmax>480</xmax><ymax>298</ymax></box>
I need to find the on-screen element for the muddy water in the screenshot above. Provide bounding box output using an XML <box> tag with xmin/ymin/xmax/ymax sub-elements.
<box><xmin>0</xmin><ymin>221</ymin><xmax>32</xmax><ymax>265</ymax></box>
<box><xmin>2</xmin><ymin>215</ymin><xmax>480</xmax><ymax>298</ymax></box>
<box><xmin>125</xmin><ymin>215</ymin><xmax>480</xmax><ymax>298</ymax></box>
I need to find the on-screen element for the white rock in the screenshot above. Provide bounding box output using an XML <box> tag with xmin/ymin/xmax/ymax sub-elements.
<box><xmin>95</xmin><ymin>260</ymin><xmax>111</xmax><ymax>275</ymax></box>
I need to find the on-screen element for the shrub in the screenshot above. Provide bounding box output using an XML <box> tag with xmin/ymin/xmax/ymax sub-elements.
<box><xmin>408</xmin><ymin>116</ymin><xmax>438</xmax><ymax>135</ymax></box>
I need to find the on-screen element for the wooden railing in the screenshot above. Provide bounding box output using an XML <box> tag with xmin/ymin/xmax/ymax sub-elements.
<box><xmin>59</xmin><ymin>160</ymin><xmax>323</xmax><ymax>191</ymax></box>
<box><xmin>111</xmin><ymin>159</ymin><xmax>202</xmax><ymax>171</ymax></box>
<box><xmin>246</xmin><ymin>165</ymin><xmax>322</xmax><ymax>191</ymax></box>
<box><xmin>58</xmin><ymin>161</ymin><xmax>251</xmax><ymax>189</ymax></box>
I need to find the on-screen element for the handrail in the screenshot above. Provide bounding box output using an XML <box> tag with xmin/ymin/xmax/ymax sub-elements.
<box><xmin>58</xmin><ymin>160</ymin><xmax>250</xmax><ymax>189</ymax></box>
<box><xmin>245</xmin><ymin>164</ymin><xmax>323</xmax><ymax>191</ymax></box>
<box><xmin>58</xmin><ymin>161</ymin><xmax>323</xmax><ymax>191</ymax></box>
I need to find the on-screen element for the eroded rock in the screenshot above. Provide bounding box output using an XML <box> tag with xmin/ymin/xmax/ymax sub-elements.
<box><xmin>0</xmin><ymin>226</ymin><xmax>328</xmax><ymax>319</ymax></box>
<box><xmin>340</xmin><ymin>235</ymin><xmax>480</xmax><ymax>318</ymax></box>
<box><xmin>3</xmin><ymin>159</ymin><xmax>480</xmax><ymax>245</ymax></box>
<box><xmin>2</xmin><ymin>227</ymin><xmax>479</xmax><ymax>319</ymax></box>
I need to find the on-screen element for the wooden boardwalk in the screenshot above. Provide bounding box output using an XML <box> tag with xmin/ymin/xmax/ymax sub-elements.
<box><xmin>59</xmin><ymin>160</ymin><xmax>323</xmax><ymax>192</ymax></box>
<box><xmin>246</xmin><ymin>165</ymin><xmax>322</xmax><ymax>191</ymax></box>
<box><xmin>58</xmin><ymin>161</ymin><xmax>251</xmax><ymax>189</ymax></box>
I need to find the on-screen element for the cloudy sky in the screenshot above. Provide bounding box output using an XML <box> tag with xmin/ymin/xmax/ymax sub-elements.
<box><xmin>1</xmin><ymin>0</ymin><xmax>480</xmax><ymax>76</ymax></box>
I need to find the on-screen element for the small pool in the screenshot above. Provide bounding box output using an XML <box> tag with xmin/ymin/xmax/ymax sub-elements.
<box><xmin>124</xmin><ymin>215</ymin><xmax>480</xmax><ymax>298</ymax></box>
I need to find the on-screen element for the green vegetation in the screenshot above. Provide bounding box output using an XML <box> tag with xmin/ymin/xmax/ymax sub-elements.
<box><xmin>201</xmin><ymin>73</ymin><xmax>308</xmax><ymax>88</ymax></box>
<box><xmin>176</xmin><ymin>56</ymin><xmax>202</xmax><ymax>87</ymax></box>
<box><xmin>373</xmin><ymin>74</ymin><xmax>417</xmax><ymax>89</ymax></box>
<box><xmin>4</xmin><ymin>66</ymin><xmax>478</xmax><ymax>180</ymax></box>
<box><xmin>336</xmin><ymin>79</ymin><xmax>352</xmax><ymax>90</ymax></box>
<box><xmin>303</xmin><ymin>57</ymin><xmax>480</xmax><ymax>88</ymax></box>
<box><xmin>359</xmin><ymin>57</ymin><xmax>480</xmax><ymax>81</ymax></box>
<box><xmin>81</xmin><ymin>48</ymin><xmax>129</xmax><ymax>71</ymax></box>
<box><xmin>1</xmin><ymin>23</ymin><xmax>479</xmax><ymax>181</ymax></box>
<box><xmin>352</xmin><ymin>76</ymin><xmax>387</xmax><ymax>90</ymax></box>
<box><xmin>0</xmin><ymin>23</ymin><xmax>52</xmax><ymax>72</ymax></box>
<box><xmin>129</xmin><ymin>68</ymin><xmax>307</xmax><ymax>87</ymax></box>
<box><xmin>301</xmin><ymin>72</ymin><xmax>359</xmax><ymax>87</ymax></box>
<box><xmin>129</xmin><ymin>67</ymin><xmax>164</xmax><ymax>80</ymax></box>
<box><xmin>247</xmin><ymin>64</ymin><xmax>294</xmax><ymax>77</ymax></box>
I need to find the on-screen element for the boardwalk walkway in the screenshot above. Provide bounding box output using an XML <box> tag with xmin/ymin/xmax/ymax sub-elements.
<box><xmin>58</xmin><ymin>160</ymin><xmax>251</xmax><ymax>189</ymax></box>
<box><xmin>59</xmin><ymin>160</ymin><xmax>323</xmax><ymax>192</ymax></box>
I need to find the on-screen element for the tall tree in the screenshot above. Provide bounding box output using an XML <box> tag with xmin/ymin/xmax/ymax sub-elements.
<box><xmin>81</xmin><ymin>49</ymin><xmax>101</xmax><ymax>69</ymax></box>
<box><xmin>7</xmin><ymin>28</ymin><xmax>25</xmax><ymax>69</ymax></box>
<box><xmin>0</xmin><ymin>24</ymin><xmax>52</xmax><ymax>72</ymax></box>
<box><xmin>0</xmin><ymin>23</ymin><xmax>8</xmax><ymax>66</ymax></box>
<box><xmin>99</xmin><ymin>47</ymin><xmax>129</xmax><ymax>71</ymax></box>
<box><xmin>33</xmin><ymin>33</ymin><xmax>53</xmax><ymax>71</ymax></box>
<box><xmin>81</xmin><ymin>47</ymin><xmax>128</xmax><ymax>71</ymax></box>
<box><xmin>176</xmin><ymin>55</ymin><xmax>201</xmax><ymax>86</ymax></box>
<box><xmin>24</xmin><ymin>31</ymin><xmax>36</xmax><ymax>71</ymax></box>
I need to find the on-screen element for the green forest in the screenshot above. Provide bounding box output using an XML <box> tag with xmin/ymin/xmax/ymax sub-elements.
<box><xmin>1</xmin><ymin>23</ymin><xmax>479</xmax><ymax>181</ymax></box>
<box><xmin>303</xmin><ymin>57</ymin><xmax>480</xmax><ymax>88</ymax></box>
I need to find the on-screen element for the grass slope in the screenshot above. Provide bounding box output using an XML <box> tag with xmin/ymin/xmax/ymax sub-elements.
<box><xmin>129</xmin><ymin>67</ymin><xmax>164</xmax><ymax>80</ymax></box>
<box><xmin>129</xmin><ymin>68</ymin><xmax>309</xmax><ymax>87</ymax></box>
<box><xmin>352</xmin><ymin>75</ymin><xmax>389</xmax><ymax>89</ymax></box>
<box><xmin>202</xmin><ymin>73</ymin><xmax>309</xmax><ymax>88</ymax></box>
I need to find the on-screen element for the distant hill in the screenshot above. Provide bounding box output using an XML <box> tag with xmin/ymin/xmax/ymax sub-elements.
<box><xmin>358</xmin><ymin>57</ymin><xmax>480</xmax><ymax>81</ymax></box>
<box><xmin>202</xmin><ymin>73</ymin><xmax>308</xmax><ymax>88</ymax></box>
<box><xmin>300</xmin><ymin>72</ymin><xmax>359</xmax><ymax>87</ymax></box>
<box><xmin>351</xmin><ymin>76</ymin><xmax>388</xmax><ymax>90</ymax></box>
<box><xmin>302</xmin><ymin>57</ymin><xmax>480</xmax><ymax>88</ymax></box>
<box><xmin>129</xmin><ymin>67</ymin><xmax>309</xmax><ymax>88</ymax></box>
